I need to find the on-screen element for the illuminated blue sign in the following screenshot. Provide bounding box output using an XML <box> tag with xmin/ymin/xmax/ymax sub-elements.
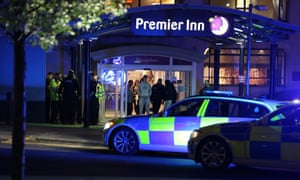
<box><xmin>131</xmin><ymin>9</ymin><xmax>232</xmax><ymax>37</ymax></box>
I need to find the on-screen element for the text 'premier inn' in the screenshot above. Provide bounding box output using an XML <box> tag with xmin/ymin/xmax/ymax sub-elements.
<box><xmin>135</xmin><ymin>18</ymin><xmax>205</xmax><ymax>31</ymax></box>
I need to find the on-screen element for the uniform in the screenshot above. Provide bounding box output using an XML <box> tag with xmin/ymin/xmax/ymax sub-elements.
<box><xmin>49</xmin><ymin>77</ymin><xmax>61</xmax><ymax>123</ymax></box>
<box><xmin>59</xmin><ymin>70</ymin><xmax>80</xmax><ymax>124</ymax></box>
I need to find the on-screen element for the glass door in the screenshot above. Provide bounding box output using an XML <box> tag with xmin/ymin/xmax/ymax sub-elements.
<box><xmin>98</xmin><ymin>68</ymin><xmax>193</xmax><ymax>120</ymax></box>
<box><xmin>99</xmin><ymin>68</ymin><xmax>126</xmax><ymax>120</ymax></box>
<box><xmin>171</xmin><ymin>71</ymin><xmax>192</xmax><ymax>102</ymax></box>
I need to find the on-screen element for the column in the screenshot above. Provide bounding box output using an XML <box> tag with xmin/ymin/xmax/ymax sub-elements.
<box><xmin>82</xmin><ymin>40</ymin><xmax>91</xmax><ymax>127</ymax></box>
<box><xmin>213</xmin><ymin>48</ymin><xmax>220</xmax><ymax>90</ymax></box>
<box><xmin>239</xmin><ymin>44</ymin><xmax>245</xmax><ymax>96</ymax></box>
<box><xmin>269</xmin><ymin>43</ymin><xmax>277</xmax><ymax>99</ymax></box>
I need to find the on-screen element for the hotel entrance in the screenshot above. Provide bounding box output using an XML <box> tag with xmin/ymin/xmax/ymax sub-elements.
<box><xmin>96</xmin><ymin>55</ymin><xmax>196</xmax><ymax>122</ymax></box>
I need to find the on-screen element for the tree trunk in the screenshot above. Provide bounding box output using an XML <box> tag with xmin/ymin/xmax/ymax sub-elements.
<box><xmin>12</xmin><ymin>35</ymin><xmax>26</xmax><ymax>180</ymax></box>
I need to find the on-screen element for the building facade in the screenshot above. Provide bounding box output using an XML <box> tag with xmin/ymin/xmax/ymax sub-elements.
<box><xmin>1</xmin><ymin>0</ymin><xmax>300</xmax><ymax>122</ymax></box>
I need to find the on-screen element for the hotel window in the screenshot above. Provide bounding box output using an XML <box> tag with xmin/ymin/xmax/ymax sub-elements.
<box><xmin>124</xmin><ymin>0</ymin><xmax>175</xmax><ymax>8</ymax></box>
<box><xmin>210</xmin><ymin>0</ymin><xmax>287</xmax><ymax>21</ymax></box>
<box><xmin>203</xmin><ymin>48</ymin><xmax>285</xmax><ymax>86</ymax></box>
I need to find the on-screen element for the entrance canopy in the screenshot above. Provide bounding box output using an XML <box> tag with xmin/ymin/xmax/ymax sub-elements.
<box><xmin>79</xmin><ymin>4</ymin><xmax>300</xmax><ymax>45</ymax></box>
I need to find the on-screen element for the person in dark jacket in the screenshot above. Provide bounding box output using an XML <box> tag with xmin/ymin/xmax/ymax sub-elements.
<box><xmin>163</xmin><ymin>80</ymin><xmax>177</xmax><ymax>110</ymax></box>
<box><xmin>150</xmin><ymin>78</ymin><xmax>165</xmax><ymax>114</ymax></box>
<box><xmin>58</xmin><ymin>70</ymin><xmax>80</xmax><ymax>124</ymax></box>
<box><xmin>45</xmin><ymin>72</ymin><xmax>53</xmax><ymax>123</ymax></box>
<box><xmin>127</xmin><ymin>80</ymin><xmax>134</xmax><ymax>115</ymax></box>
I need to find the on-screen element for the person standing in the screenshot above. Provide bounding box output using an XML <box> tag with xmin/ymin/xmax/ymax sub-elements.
<box><xmin>133</xmin><ymin>79</ymin><xmax>140</xmax><ymax>114</ymax></box>
<box><xmin>127</xmin><ymin>80</ymin><xmax>134</xmax><ymax>116</ymax></box>
<box><xmin>57</xmin><ymin>72</ymin><xmax>65</xmax><ymax>123</ymax></box>
<box><xmin>45</xmin><ymin>72</ymin><xmax>53</xmax><ymax>123</ymax></box>
<box><xmin>150</xmin><ymin>78</ymin><xmax>165</xmax><ymax>114</ymax></box>
<box><xmin>96</xmin><ymin>80</ymin><xmax>105</xmax><ymax>123</ymax></box>
<box><xmin>138</xmin><ymin>75</ymin><xmax>152</xmax><ymax>115</ymax></box>
<box><xmin>58</xmin><ymin>70</ymin><xmax>80</xmax><ymax>124</ymax></box>
<box><xmin>49</xmin><ymin>73</ymin><xmax>61</xmax><ymax>124</ymax></box>
<box><xmin>163</xmin><ymin>80</ymin><xmax>177</xmax><ymax>110</ymax></box>
<box><xmin>89</xmin><ymin>72</ymin><xmax>99</xmax><ymax>125</ymax></box>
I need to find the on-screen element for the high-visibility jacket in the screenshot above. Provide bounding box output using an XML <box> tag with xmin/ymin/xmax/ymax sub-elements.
<box><xmin>96</xmin><ymin>83</ymin><xmax>105</xmax><ymax>103</ymax></box>
<box><xmin>49</xmin><ymin>79</ymin><xmax>61</xmax><ymax>102</ymax></box>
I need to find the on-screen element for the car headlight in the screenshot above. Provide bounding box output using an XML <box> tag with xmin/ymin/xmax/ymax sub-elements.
<box><xmin>104</xmin><ymin>121</ymin><xmax>115</xmax><ymax>130</ymax></box>
<box><xmin>190</xmin><ymin>129</ymin><xmax>200</xmax><ymax>139</ymax></box>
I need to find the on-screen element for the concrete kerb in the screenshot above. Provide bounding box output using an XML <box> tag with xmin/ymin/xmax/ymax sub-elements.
<box><xmin>0</xmin><ymin>122</ymin><xmax>104</xmax><ymax>146</ymax></box>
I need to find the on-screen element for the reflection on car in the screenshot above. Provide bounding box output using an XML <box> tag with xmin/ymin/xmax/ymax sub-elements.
<box><xmin>188</xmin><ymin>104</ymin><xmax>300</xmax><ymax>171</ymax></box>
<box><xmin>103</xmin><ymin>93</ymin><xmax>287</xmax><ymax>155</ymax></box>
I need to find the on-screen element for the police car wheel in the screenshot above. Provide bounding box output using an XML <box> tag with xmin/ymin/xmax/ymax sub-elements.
<box><xmin>198</xmin><ymin>137</ymin><xmax>231</xmax><ymax>169</ymax></box>
<box><xmin>111</xmin><ymin>127</ymin><xmax>138</xmax><ymax>155</ymax></box>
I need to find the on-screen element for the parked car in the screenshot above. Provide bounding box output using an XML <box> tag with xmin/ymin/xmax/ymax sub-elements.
<box><xmin>188</xmin><ymin>103</ymin><xmax>300</xmax><ymax>171</ymax></box>
<box><xmin>103</xmin><ymin>91</ymin><xmax>287</xmax><ymax>155</ymax></box>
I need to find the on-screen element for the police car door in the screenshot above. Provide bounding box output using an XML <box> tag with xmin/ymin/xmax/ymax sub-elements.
<box><xmin>280</xmin><ymin>109</ymin><xmax>300</xmax><ymax>165</ymax></box>
<box><xmin>202</xmin><ymin>99</ymin><xmax>241</xmax><ymax>127</ymax></box>
<box><xmin>249</xmin><ymin>108</ymin><xmax>300</xmax><ymax>168</ymax></box>
<box><xmin>148</xmin><ymin>98</ymin><xmax>203</xmax><ymax>153</ymax></box>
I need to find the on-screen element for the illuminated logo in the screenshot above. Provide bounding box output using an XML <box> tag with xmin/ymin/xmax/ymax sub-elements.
<box><xmin>209</xmin><ymin>16</ymin><xmax>230</xmax><ymax>36</ymax></box>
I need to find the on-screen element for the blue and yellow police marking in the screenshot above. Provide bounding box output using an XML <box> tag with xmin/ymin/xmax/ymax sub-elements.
<box><xmin>201</xmin><ymin>117</ymin><xmax>229</xmax><ymax>127</ymax></box>
<box><xmin>137</xmin><ymin>130</ymin><xmax>149</xmax><ymax>144</ymax></box>
<box><xmin>137</xmin><ymin>115</ymin><xmax>235</xmax><ymax>147</ymax></box>
<box><xmin>174</xmin><ymin>131</ymin><xmax>195</xmax><ymax>145</ymax></box>
<box><xmin>250</xmin><ymin>126</ymin><xmax>281</xmax><ymax>142</ymax></box>
<box><xmin>197</xmin><ymin>99</ymin><xmax>209</xmax><ymax>117</ymax></box>
<box><xmin>281</xmin><ymin>126</ymin><xmax>300</xmax><ymax>161</ymax></box>
<box><xmin>221</xmin><ymin>125</ymin><xmax>300</xmax><ymax>161</ymax></box>
<box><xmin>149</xmin><ymin>117</ymin><xmax>174</xmax><ymax>131</ymax></box>
<box><xmin>231</xmin><ymin>141</ymin><xmax>248</xmax><ymax>158</ymax></box>
<box><xmin>221</xmin><ymin>124</ymin><xmax>249</xmax><ymax>140</ymax></box>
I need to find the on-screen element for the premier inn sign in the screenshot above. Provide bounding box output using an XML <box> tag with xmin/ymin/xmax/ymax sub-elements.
<box><xmin>131</xmin><ymin>9</ymin><xmax>232</xmax><ymax>37</ymax></box>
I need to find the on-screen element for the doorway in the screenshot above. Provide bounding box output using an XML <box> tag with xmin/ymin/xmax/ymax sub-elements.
<box><xmin>98</xmin><ymin>68</ymin><xmax>192</xmax><ymax>121</ymax></box>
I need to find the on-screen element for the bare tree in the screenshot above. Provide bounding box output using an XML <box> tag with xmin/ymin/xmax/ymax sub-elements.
<box><xmin>0</xmin><ymin>0</ymin><xmax>126</xmax><ymax>179</ymax></box>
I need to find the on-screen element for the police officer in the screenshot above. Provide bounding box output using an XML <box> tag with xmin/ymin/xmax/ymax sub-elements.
<box><xmin>95</xmin><ymin>80</ymin><xmax>105</xmax><ymax>123</ymax></box>
<box><xmin>49</xmin><ymin>73</ymin><xmax>61</xmax><ymax>124</ymax></box>
<box><xmin>89</xmin><ymin>72</ymin><xmax>99</xmax><ymax>125</ymax></box>
<box><xmin>59</xmin><ymin>70</ymin><xmax>80</xmax><ymax>124</ymax></box>
<box><xmin>45</xmin><ymin>72</ymin><xmax>54</xmax><ymax>123</ymax></box>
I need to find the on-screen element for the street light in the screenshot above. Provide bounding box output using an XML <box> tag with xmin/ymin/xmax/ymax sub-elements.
<box><xmin>245</xmin><ymin>4</ymin><xmax>268</xmax><ymax>97</ymax></box>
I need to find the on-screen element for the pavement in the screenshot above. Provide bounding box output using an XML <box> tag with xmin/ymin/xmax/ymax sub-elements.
<box><xmin>0</xmin><ymin>122</ymin><xmax>104</xmax><ymax>146</ymax></box>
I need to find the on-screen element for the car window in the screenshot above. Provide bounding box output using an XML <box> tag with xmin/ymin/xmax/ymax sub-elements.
<box><xmin>205</xmin><ymin>99</ymin><xmax>269</xmax><ymax>118</ymax></box>
<box><xmin>205</xmin><ymin>100</ymin><xmax>235</xmax><ymax>117</ymax></box>
<box><xmin>166</xmin><ymin>99</ymin><xmax>203</xmax><ymax>116</ymax></box>
<box><xmin>268</xmin><ymin>108</ymin><xmax>300</xmax><ymax>126</ymax></box>
<box><xmin>237</xmin><ymin>102</ymin><xmax>269</xmax><ymax>118</ymax></box>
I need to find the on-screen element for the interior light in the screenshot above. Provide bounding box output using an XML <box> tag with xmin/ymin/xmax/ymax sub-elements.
<box><xmin>203</xmin><ymin>48</ymin><xmax>209</xmax><ymax>55</ymax></box>
<box><xmin>233</xmin><ymin>27</ymin><xmax>243</xmax><ymax>32</ymax></box>
<box><xmin>255</xmin><ymin>39</ymin><xmax>264</xmax><ymax>42</ymax></box>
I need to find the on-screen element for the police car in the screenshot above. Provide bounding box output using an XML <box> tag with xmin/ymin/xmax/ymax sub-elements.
<box><xmin>103</xmin><ymin>91</ymin><xmax>287</xmax><ymax>155</ymax></box>
<box><xmin>187</xmin><ymin>103</ymin><xmax>300</xmax><ymax>171</ymax></box>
